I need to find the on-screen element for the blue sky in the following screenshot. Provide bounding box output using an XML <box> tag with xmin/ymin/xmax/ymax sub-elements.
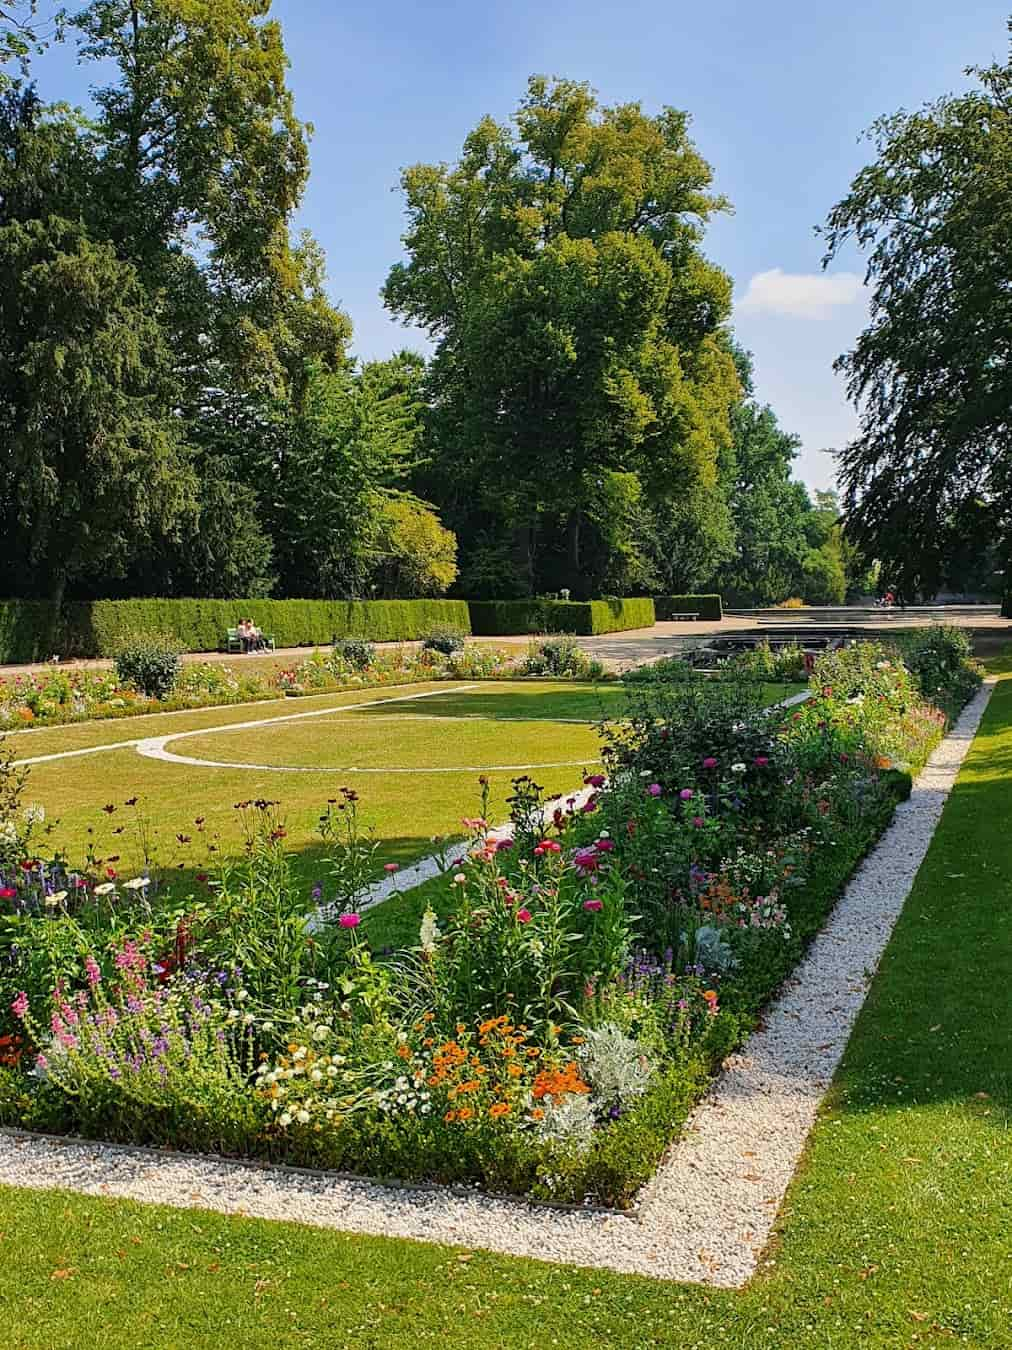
<box><xmin>29</xmin><ymin>0</ymin><xmax>1010</xmax><ymax>492</ymax></box>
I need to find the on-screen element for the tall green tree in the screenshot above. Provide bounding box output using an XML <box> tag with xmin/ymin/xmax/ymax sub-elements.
<box><xmin>822</xmin><ymin>22</ymin><xmax>1012</xmax><ymax>599</ymax></box>
<box><xmin>386</xmin><ymin>76</ymin><xmax>739</xmax><ymax>596</ymax></box>
<box><xmin>71</xmin><ymin>0</ymin><xmax>351</xmax><ymax>400</ymax></box>
<box><xmin>0</xmin><ymin>216</ymin><xmax>193</xmax><ymax>604</ymax></box>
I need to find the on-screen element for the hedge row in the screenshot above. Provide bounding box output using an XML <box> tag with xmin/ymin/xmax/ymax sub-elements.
<box><xmin>467</xmin><ymin>597</ymin><xmax>656</xmax><ymax>636</ymax></box>
<box><xmin>654</xmin><ymin>594</ymin><xmax>723</xmax><ymax>621</ymax></box>
<box><xmin>0</xmin><ymin>599</ymin><xmax>472</xmax><ymax>663</ymax></box>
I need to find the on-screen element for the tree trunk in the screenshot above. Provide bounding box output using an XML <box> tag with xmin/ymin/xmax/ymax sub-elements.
<box><xmin>46</xmin><ymin>570</ymin><xmax>66</xmax><ymax>660</ymax></box>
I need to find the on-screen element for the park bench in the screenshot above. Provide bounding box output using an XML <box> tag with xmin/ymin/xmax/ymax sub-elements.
<box><xmin>224</xmin><ymin>627</ymin><xmax>276</xmax><ymax>654</ymax></box>
<box><xmin>666</xmin><ymin>611</ymin><xmax>699</xmax><ymax>621</ymax></box>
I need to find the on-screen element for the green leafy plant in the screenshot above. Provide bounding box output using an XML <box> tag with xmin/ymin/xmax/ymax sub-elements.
<box><xmin>113</xmin><ymin>632</ymin><xmax>182</xmax><ymax>699</ymax></box>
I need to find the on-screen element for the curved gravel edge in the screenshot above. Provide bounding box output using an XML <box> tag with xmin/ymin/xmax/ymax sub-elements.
<box><xmin>0</xmin><ymin>682</ymin><xmax>991</xmax><ymax>1286</ymax></box>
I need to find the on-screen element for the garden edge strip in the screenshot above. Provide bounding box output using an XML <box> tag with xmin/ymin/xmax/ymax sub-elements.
<box><xmin>0</xmin><ymin>688</ymin><xmax>990</xmax><ymax>1286</ymax></box>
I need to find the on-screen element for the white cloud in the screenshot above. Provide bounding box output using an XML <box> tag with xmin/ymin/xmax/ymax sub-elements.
<box><xmin>737</xmin><ymin>268</ymin><xmax>863</xmax><ymax>320</ymax></box>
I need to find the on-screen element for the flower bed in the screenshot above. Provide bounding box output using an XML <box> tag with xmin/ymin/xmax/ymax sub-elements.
<box><xmin>0</xmin><ymin>639</ymin><xmax>610</xmax><ymax>731</ymax></box>
<box><xmin>0</xmin><ymin>639</ymin><xmax>981</xmax><ymax>1207</ymax></box>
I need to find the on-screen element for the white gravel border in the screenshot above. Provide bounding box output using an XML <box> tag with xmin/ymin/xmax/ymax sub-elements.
<box><xmin>0</xmin><ymin>682</ymin><xmax>991</xmax><ymax>1285</ymax></box>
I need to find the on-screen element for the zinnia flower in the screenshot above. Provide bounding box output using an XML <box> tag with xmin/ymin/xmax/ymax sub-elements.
<box><xmin>702</xmin><ymin>757</ymin><xmax>718</xmax><ymax>769</ymax></box>
<box><xmin>754</xmin><ymin>756</ymin><xmax>769</xmax><ymax>768</ymax></box>
<box><xmin>679</xmin><ymin>788</ymin><xmax>693</xmax><ymax>801</ymax></box>
<box><xmin>647</xmin><ymin>783</ymin><xmax>662</xmax><ymax>797</ymax></box>
<box><xmin>516</xmin><ymin>908</ymin><xmax>532</xmax><ymax>923</ymax></box>
<box><xmin>338</xmin><ymin>913</ymin><xmax>361</xmax><ymax>929</ymax></box>
<box><xmin>583</xmin><ymin>899</ymin><xmax>603</xmax><ymax>912</ymax></box>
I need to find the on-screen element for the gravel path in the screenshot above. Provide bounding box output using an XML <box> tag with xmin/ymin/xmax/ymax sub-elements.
<box><xmin>0</xmin><ymin>683</ymin><xmax>991</xmax><ymax>1285</ymax></box>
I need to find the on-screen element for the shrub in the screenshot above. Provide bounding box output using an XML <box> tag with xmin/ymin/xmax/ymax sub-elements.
<box><xmin>776</xmin><ymin>597</ymin><xmax>807</xmax><ymax>608</ymax></box>
<box><xmin>654</xmin><ymin>595</ymin><xmax>723</xmax><ymax>621</ymax></box>
<box><xmin>522</xmin><ymin>636</ymin><xmax>602</xmax><ymax>678</ymax></box>
<box><xmin>331</xmin><ymin>638</ymin><xmax>375</xmax><ymax>671</ymax></box>
<box><xmin>468</xmin><ymin>598</ymin><xmax>654</xmax><ymax>636</ymax></box>
<box><xmin>113</xmin><ymin>632</ymin><xmax>182</xmax><ymax>699</ymax></box>
<box><xmin>421</xmin><ymin>628</ymin><xmax>467</xmax><ymax>656</ymax></box>
<box><xmin>902</xmin><ymin>625</ymin><xmax>981</xmax><ymax>711</ymax></box>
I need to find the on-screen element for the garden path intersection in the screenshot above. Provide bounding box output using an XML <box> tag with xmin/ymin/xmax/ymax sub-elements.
<box><xmin>0</xmin><ymin>682</ymin><xmax>991</xmax><ymax>1287</ymax></box>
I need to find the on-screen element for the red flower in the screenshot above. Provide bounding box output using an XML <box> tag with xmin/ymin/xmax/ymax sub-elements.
<box><xmin>515</xmin><ymin>908</ymin><xmax>532</xmax><ymax>923</ymax></box>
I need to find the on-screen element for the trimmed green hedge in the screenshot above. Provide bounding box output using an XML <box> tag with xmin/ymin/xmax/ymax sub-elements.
<box><xmin>467</xmin><ymin>597</ymin><xmax>655</xmax><ymax>636</ymax></box>
<box><xmin>0</xmin><ymin>599</ymin><xmax>472</xmax><ymax>662</ymax></box>
<box><xmin>655</xmin><ymin>594</ymin><xmax>723</xmax><ymax>621</ymax></box>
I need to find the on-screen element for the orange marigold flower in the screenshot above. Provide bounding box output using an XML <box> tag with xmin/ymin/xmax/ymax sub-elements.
<box><xmin>530</xmin><ymin>1108</ymin><xmax>544</xmax><ymax>1121</ymax></box>
<box><xmin>396</xmin><ymin>1044</ymin><xmax>411</xmax><ymax>1059</ymax></box>
<box><xmin>507</xmin><ymin>1063</ymin><xmax>523</xmax><ymax>1078</ymax></box>
<box><xmin>455</xmin><ymin>1107</ymin><xmax>474</xmax><ymax>1121</ymax></box>
<box><xmin>489</xmin><ymin>1103</ymin><xmax>511</xmax><ymax>1119</ymax></box>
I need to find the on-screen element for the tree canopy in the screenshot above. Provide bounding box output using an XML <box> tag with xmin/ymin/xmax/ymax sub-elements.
<box><xmin>822</xmin><ymin>23</ymin><xmax>1012</xmax><ymax>599</ymax></box>
<box><xmin>385</xmin><ymin>76</ymin><xmax>740</xmax><ymax>597</ymax></box>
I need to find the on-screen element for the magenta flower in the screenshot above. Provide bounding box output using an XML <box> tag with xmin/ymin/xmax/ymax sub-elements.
<box><xmin>595</xmin><ymin>838</ymin><xmax>615</xmax><ymax>853</ymax></box>
<box><xmin>0</xmin><ymin>887</ymin><xmax>16</xmax><ymax>900</ymax></box>
<box><xmin>84</xmin><ymin>955</ymin><xmax>102</xmax><ymax>988</ymax></box>
<box><xmin>647</xmin><ymin>783</ymin><xmax>662</xmax><ymax>797</ymax></box>
<box><xmin>11</xmin><ymin>990</ymin><xmax>28</xmax><ymax>1019</ymax></box>
<box><xmin>495</xmin><ymin>838</ymin><xmax>514</xmax><ymax>852</ymax></box>
<box><xmin>679</xmin><ymin>788</ymin><xmax>693</xmax><ymax>801</ymax></box>
<box><xmin>516</xmin><ymin>908</ymin><xmax>532</xmax><ymax>923</ymax></box>
<box><xmin>754</xmin><ymin>755</ymin><xmax>769</xmax><ymax>767</ymax></box>
<box><xmin>338</xmin><ymin>913</ymin><xmax>361</xmax><ymax>929</ymax></box>
<box><xmin>702</xmin><ymin>757</ymin><xmax>718</xmax><ymax>769</ymax></box>
<box><xmin>584</xmin><ymin>773</ymin><xmax>606</xmax><ymax>789</ymax></box>
<box><xmin>583</xmin><ymin>899</ymin><xmax>603</xmax><ymax>913</ymax></box>
<box><xmin>691</xmin><ymin>816</ymin><xmax>704</xmax><ymax>828</ymax></box>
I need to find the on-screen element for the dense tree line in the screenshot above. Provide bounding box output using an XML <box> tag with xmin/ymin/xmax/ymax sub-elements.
<box><xmin>0</xmin><ymin>3</ymin><xmax>866</xmax><ymax>606</ymax></box>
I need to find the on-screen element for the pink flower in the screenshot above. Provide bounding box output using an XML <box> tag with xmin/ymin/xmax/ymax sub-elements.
<box><xmin>338</xmin><ymin>913</ymin><xmax>361</xmax><ymax>929</ymax></box>
<box><xmin>84</xmin><ymin>955</ymin><xmax>102</xmax><ymax>988</ymax></box>
<box><xmin>495</xmin><ymin>838</ymin><xmax>514</xmax><ymax>852</ymax></box>
<box><xmin>679</xmin><ymin>789</ymin><xmax>693</xmax><ymax>801</ymax></box>
<box><xmin>594</xmin><ymin>838</ymin><xmax>615</xmax><ymax>853</ymax></box>
<box><xmin>11</xmin><ymin>990</ymin><xmax>28</xmax><ymax>1019</ymax></box>
<box><xmin>383</xmin><ymin>863</ymin><xmax>400</xmax><ymax>874</ymax></box>
<box><xmin>754</xmin><ymin>755</ymin><xmax>769</xmax><ymax>767</ymax></box>
<box><xmin>691</xmin><ymin>816</ymin><xmax>704</xmax><ymax>828</ymax></box>
<box><xmin>583</xmin><ymin>899</ymin><xmax>603</xmax><ymax>912</ymax></box>
<box><xmin>584</xmin><ymin>773</ymin><xmax>606</xmax><ymax>789</ymax></box>
<box><xmin>541</xmin><ymin>839</ymin><xmax>561</xmax><ymax>853</ymax></box>
<box><xmin>647</xmin><ymin>783</ymin><xmax>662</xmax><ymax>797</ymax></box>
<box><xmin>516</xmin><ymin>908</ymin><xmax>532</xmax><ymax>923</ymax></box>
<box><xmin>702</xmin><ymin>757</ymin><xmax>718</xmax><ymax>770</ymax></box>
<box><xmin>0</xmin><ymin>887</ymin><xmax>16</xmax><ymax>900</ymax></box>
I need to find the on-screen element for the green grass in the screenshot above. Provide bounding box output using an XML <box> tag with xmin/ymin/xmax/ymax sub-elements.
<box><xmin>0</xmin><ymin>676</ymin><xmax>1007</xmax><ymax>1347</ymax></box>
<box><xmin>10</xmin><ymin>682</ymin><xmax>632</xmax><ymax>886</ymax></box>
<box><xmin>11</xmin><ymin>679</ymin><xmax>802</xmax><ymax>890</ymax></box>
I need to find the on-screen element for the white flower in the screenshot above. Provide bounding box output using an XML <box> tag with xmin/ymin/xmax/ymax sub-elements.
<box><xmin>452</xmin><ymin>873</ymin><xmax>466</xmax><ymax>885</ymax></box>
<box><xmin>419</xmin><ymin>907</ymin><xmax>440</xmax><ymax>954</ymax></box>
<box><xmin>261</xmin><ymin>1021</ymin><xmax>274</xmax><ymax>1032</ymax></box>
<box><xmin>279</xmin><ymin>1112</ymin><xmax>292</xmax><ymax>1127</ymax></box>
<box><xmin>23</xmin><ymin>803</ymin><xmax>45</xmax><ymax>825</ymax></box>
<box><xmin>296</xmin><ymin>1109</ymin><xmax>310</xmax><ymax>1124</ymax></box>
<box><xmin>47</xmin><ymin>890</ymin><xmax>68</xmax><ymax>906</ymax></box>
<box><xmin>235</xmin><ymin>989</ymin><xmax>249</xmax><ymax>1002</ymax></box>
<box><xmin>93</xmin><ymin>882</ymin><xmax>116</xmax><ymax>895</ymax></box>
<box><xmin>731</xmin><ymin>762</ymin><xmax>746</xmax><ymax>774</ymax></box>
<box><xmin>122</xmin><ymin>876</ymin><xmax>149</xmax><ymax>891</ymax></box>
<box><xmin>313</xmin><ymin>1025</ymin><xmax>328</xmax><ymax>1041</ymax></box>
<box><xmin>310</xmin><ymin>1069</ymin><xmax>322</xmax><ymax>1082</ymax></box>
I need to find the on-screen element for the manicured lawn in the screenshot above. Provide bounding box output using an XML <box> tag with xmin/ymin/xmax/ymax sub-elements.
<box><xmin>0</xmin><ymin>671</ymin><xmax>1007</xmax><ymax>1346</ymax></box>
<box><xmin>11</xmin><ymin>682</ymin><xmax>617</xmax><ymax>883</ymax></box>
<box><xmin>10</xmin><ymin>678</ymin><xmax>802</xmax><ymax>888</ymax></box>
